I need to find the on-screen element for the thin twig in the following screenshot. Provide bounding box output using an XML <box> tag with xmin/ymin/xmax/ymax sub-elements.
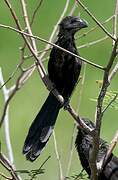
<box><xmin>40</xmin><ymin>0</ymin><xmax>70</xmax><ymax>59</ymax></box>
<box><xmin>77</xmin><ymin>15</ymin><xmax>114</xmax><ymax>39</ymax></box>
<box><xmin>65</xmin><ymin>124</ymin><xmax>76</xmax><ymax>178</ymax></box>
<box><xmin>69</xmin><ymin>1</ymin><xmax>78</xmax><ymax>16</ymax></box>
<box><xmin>53</xmin><ymin>131</ymin><xmax>64</xmax><ymax>180</ymax></box>
<box><xmin>0</xmin><ymin>23</ymin><xmax>105</xmax><ymax>70</ymax></box>
<box><xmin>102</xmin><ymin>92</ymin><xmax>118</xmax><ymax>113</ymax></box>
<box><xmin>24</xmin><ymin>47</ymin><xmax>51</xmax><ymax>60</ymax></box>
<box><xmin>0</xmin><ymin>152</ymin><xmax>20</xmax><ymax>180</ymax></box>
<box><xmin>0</xmin><ymin>172</ymin><xmax>12</xmax><ymax>180</ymax></box>
<box><xmin>66</xmin><ymin>63</ymin><xmax>87</xmax><ymax>177</ymax></box>
<box><xmin>0</xmin><ymin>60</ymin><xmax>25</xmax><ymax>91</ymax></box>
<box><xmin>78</xmin><ymin>36</ymin><xmax>108</xmax><ymax>49</ymax></box>
<box><xmin>76</xmin><ymin>0</ymin><xmax>116</xmax><ymax>41</ymax></box>
<box><xmin>30</xmin><ymin>0</ymin><xmax>44</xmax><ymax>26</ymax></box>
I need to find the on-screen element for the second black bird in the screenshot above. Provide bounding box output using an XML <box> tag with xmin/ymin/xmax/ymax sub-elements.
<box><xmin>23</xmin><ymin>16</ymin><xmax>88</xmax><ymax>161</ymax></box>
<box><xmin>75</xmin><ymin>118</ymin><xmax>118</xmax><ymax>180</ymax></box>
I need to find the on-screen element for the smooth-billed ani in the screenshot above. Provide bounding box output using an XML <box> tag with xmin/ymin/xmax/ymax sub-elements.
<box><xmin>23</xmin><ymin>16</ymin><xmax>88</xmax><ymax>161</ymax></box>
<box><xmin>75</xmin><ymin>118</ymin><xmax>118</xmax><ymax>180</ymax></box>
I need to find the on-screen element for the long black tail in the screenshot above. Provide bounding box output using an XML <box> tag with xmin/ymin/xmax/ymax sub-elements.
<box><xmin>23</xmin><ymin>93</ymin><xmax>61</xmax><ymax>161</ymax></box>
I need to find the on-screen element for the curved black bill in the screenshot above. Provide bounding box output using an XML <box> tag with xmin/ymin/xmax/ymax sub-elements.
<box><xmin>78</xmin><ymin>18</ymin><xmax>88</xmax><ymax>29</ymax></box>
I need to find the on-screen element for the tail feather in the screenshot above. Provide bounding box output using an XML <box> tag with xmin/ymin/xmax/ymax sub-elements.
<box><xmin>23</xmin><ymin>93</ymin><xmax>61</xmax><ymax>161</ymax></box>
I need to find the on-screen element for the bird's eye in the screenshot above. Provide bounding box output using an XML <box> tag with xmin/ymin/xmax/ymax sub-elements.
<box><xmin>71</xmin><ymin>19</ymin><xmax>77</xmax><ymax>24</ymax></box>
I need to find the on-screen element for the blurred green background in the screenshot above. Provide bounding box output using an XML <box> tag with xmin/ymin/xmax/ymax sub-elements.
<box><xmin>0</xmin><ymin>0</ymin><xmax>118</xmax><ymax>179</ymax></box>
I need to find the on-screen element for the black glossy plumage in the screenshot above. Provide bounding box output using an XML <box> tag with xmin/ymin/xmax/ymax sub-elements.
<box><xmin>23</xmin><ymin>16</ymin><xmax>88</xmax><ymax>161</ymax></box>
<box><xmin>75</xmin><ymin>118</ymin><xmax>118</xmax><ymax>180</ymax></box>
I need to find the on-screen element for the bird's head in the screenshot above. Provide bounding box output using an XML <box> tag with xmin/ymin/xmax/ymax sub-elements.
<box><xmin>78</xmin><ymin>118</ymin><xmax>95</xmax><ymax>135</ymax></box>
<box><xmin>59</xmin><ymin>16</ymin><xmax>88</xmax><ymax>36</ymax></box>
<box><xmin>82</xmin><ymin>118</ymin><xmax>95</xmax><ymax>129</ymax></box>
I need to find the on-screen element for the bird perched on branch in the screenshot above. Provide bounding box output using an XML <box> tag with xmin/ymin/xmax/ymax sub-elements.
<box><xmin>75</xmin><ymin>118</ymin><xmax>118</xmax><ymax>180</ymax></box>
<box><xmin>23</xmin><ymin>16</ymin><xmax>88</xmax><ymax>161</ymax></box>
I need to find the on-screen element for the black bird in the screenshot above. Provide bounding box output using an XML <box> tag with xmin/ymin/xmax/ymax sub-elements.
<box><xmin>23</xmin><ymin>16</ymin><xmax>88</xmax><ymax>161</ymax></box>
<box><xmin>75</xmin><ymin>118</ymin><xmax>118</xmax><ymax>180</ymax></box>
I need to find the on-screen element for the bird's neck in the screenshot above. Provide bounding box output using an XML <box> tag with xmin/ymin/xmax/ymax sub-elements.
<box><xmin>57</xmin><ymin>33</ymin><xmax>76</xmax><ymax>51</ymax></box>
<box><xmin>58</xmin><ymin>32</ymin><xmax>74</xmax><ymax>41</ymax></box>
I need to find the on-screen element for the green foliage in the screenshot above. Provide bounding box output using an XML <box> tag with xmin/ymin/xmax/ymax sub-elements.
<box><xmin>66</xmin><ymin>169</ymin><xmax>88</xmax><ymax>180</ymax></box>
<box><xmin>104</xmin><ymin>91</ymin><xmax>118</xmax><ymax>110</ymax></box>
<box><xmin>16</xmin><ymin>156</ymin><xmax>50</xmax><ymax>180</ymax></box>
<box><xmin>91</xmin><ymin>90</ymin><xmax>118</xmax><ymax>110</ymax></box>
